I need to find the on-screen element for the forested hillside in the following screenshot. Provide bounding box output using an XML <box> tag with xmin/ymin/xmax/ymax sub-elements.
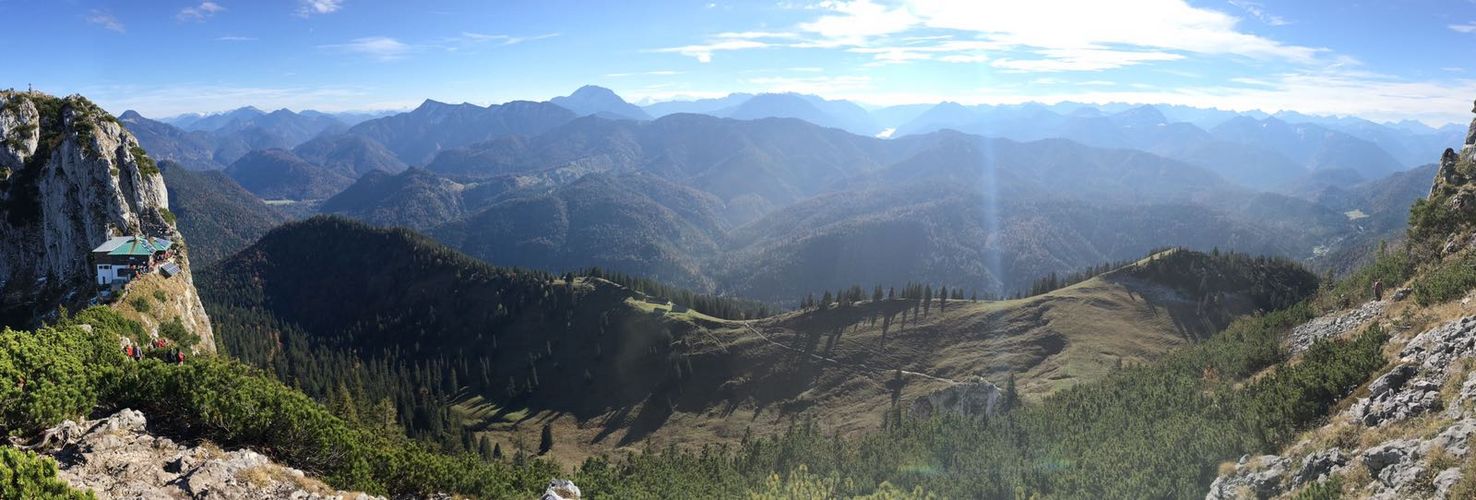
<box><xmin>199</xmin><ymin>216</ymin><xmax>761</xmax><ymax>456</ymax></box>
<box><xmin>160</xmin><ymin>160</ymin><xmax>287</xmax><ymax>266</ymax></box>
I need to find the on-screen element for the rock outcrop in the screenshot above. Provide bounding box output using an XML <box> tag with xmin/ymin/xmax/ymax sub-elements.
<box><xmin>541</xmin><ymin>479</ymin><xmax>582</xmax><ymax>500</ymax></box>
<box><xmin>25</xmin><ymin>409</ymin><xmax>378</xmax><ymax>499</ymax></box>
<box><xmin>0</xmin><ymin>91</ymin><xmax>213</xmax><ymax>351</ymax></box>
<box><xmin>1210</xmin><ymin>315</ymin><xmax>1476</xmax><ymax>499</ymax></box>
<box><xmin>908</xmin><ymin>377</ymin><xmax>1003</xmax><ymax>420</ymax></box>
<box><xmin>1286</xmin><ymin>300</ymin><xmax>1385</xmax><ymax>355</ymax></box>
<box><xmin>1464</xmin><ymin>99</ymin><xmax>1476</xmax><ymax>161</ymax></box>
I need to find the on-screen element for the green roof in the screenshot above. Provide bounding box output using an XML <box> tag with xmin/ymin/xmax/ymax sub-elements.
<box><xmin>106</xmin><ymin>237</ymin><xmax>171</xmax><ymax>256</ymax></box>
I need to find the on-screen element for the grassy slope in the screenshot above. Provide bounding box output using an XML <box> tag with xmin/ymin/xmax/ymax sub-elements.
<box><xmin>457</xmin><ymin>250</ymin><xmax>1314</xmax><ymax>464</ymax></box>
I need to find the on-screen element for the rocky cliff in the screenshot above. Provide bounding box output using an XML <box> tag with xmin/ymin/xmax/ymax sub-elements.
<box><xmin>0</xmin><ymin>90</ymin><xmax>213</xmax><ymax>351</ymax></box>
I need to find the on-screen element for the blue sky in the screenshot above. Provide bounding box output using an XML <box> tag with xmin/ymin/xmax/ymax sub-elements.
<box><xmin>2</xmin><ymin>0</ymin><xmax>1475</xmax><ymax>125</ymax></box>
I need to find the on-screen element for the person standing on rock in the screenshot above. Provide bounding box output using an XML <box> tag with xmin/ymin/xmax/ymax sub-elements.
<box><xmin>1373</xmin><ymin>280</ymin><xmax>1384</xmax><ymax>301</ymax></box>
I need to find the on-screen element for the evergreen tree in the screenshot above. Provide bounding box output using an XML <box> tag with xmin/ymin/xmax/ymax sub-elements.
<box><xmin>1003</xmin><ymin>373</ymin><xmax>1020</xmax><ymax>411</ymax></box>
<box><xmin>479</xmin><ymin>436</ymin><xmax>496</xmax><ymax>461</ymax></box>
<box><xmin>539</xmin><ymin>423</ymin><xmax>555</xmax><ymax>455</ymax></box>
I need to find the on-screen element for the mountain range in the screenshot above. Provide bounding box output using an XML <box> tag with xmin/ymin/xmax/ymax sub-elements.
<box><xmin>117</xmin><ymin>85</ymin><xmax>1462</xmax><ymax>303</ymax></box>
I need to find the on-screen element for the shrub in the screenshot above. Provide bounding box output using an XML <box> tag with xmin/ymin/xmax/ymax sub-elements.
<box><xmin>128</xmin><ymin>145</ymin><xmax>159</xmax><ymax>176</ymax></box>
<box><xmin>129</xmin><ymin>296</ymin><xmax>151</xmax><ymax>314</ymax></box>
<box><xmin>152</xmin><ymin>290</ymin><xmax>166</xmax><ymax>303</ymax></box>
<box><xmin>157</xmin><ymin>318</ymin><xmax>198</xmax><ymax>348</ymax></box>
<box><xmin>0</xmin><ymin>447</ymin><xmax>93</xmax><ymax>499</ymax></box>
<box><xmin>0</xmin><ymin>323</ymin><xmax>121</xmax><ymax>437</ymax></box>
<box><xmin>1413</xmin><ymin>253</ymin><xmax>1476</xmax><ymax>306</ymax></box>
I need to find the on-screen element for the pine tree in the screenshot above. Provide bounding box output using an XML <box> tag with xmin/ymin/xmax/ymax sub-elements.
<box><xmin>1004</xmin><ymin>373</ymin><xmax>1020</xmax><ymax>411</ymax></box>
<box><xmin>539</xmin><ymin>423</ymin><xmax>555</xmax><ymax>455</ymax></box>
<box><xmin>479</xmin><ymin>436</ymin><xmax>496</xmax><ymax>460</ymax></box>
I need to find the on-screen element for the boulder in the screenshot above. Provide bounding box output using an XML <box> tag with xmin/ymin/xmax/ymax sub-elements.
<box><xmin>1205</xmin><ymin>455</ymin><xmax>1287</xmax><ymax>500</ymax></box>
<box><xmin>1293</xmin><ymin>448</ymin><xmax>1347</xmax><ymax>486</ymax></box>
<box><xmin>542</xmin><ymin>479</ymin><xmax>582</xmax><ymax>500</ymax></box>
<box><xmin>1362</xmin><ymin>440</ymin><xmax>1415</xmax><ymax>475</ymax></box>
<box><xmin>1436</xmin><ymin>467</ymin><xmax>1462</xmax><ymax>499</ymax></box>
<box><xmin>1392</xmin><ymin>288</ymin><xmax>1412</xmax><ymax>301</ymax></box>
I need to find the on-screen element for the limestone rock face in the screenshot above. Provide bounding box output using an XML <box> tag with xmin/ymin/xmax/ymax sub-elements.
<box><xmin>0</xmin><ymin>91</ymin><xmax>213</xmax><ymax>351</ymax></box>
<box><xmin>30</xmin><ymin>409</ymin><xmax>380</xmax><ymax>500</ymax></box>
<box><xmin>1465</xmin><ymin>99</ymin><xmax>1476</xmax><ymax>159</ymax></box>
<box><xmin>0</xmin><ymin>93</ymin><xmax>39</xmax><ymax>166</ymax></box>
<box><xmin>908</xmin><ymin>377</ymin><xmax>1003</xmax><ymax>420</ymax></box>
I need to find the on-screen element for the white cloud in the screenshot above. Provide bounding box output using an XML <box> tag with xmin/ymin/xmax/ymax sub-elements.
<box><xmin>992</xmin><ymin>48</ymin><xmax>1183</xmax><ymax>72</ymax></box>
<box><xmin>652</xmin><ymin>39</ymin><xmax>771</xmax><ymax>63</ymax></box>
<box><xmin>746</xmin><ymin>75</ymin><xmax>873</xmax><ymax>94</ymax></box>
<box><xmin>798</xmin><ymin>0</ymin><xmax>916</xmax><ymax>46</ymax></box>
<box><xmin>457</xmin><ymin>32</ymin><xmax>561</xmax><ymax>46</ymax></box>
<box><xmin>1451</xmin><ymin>23</ymin><xmax>1476</xmax><ymax>34</ymax></box>
<box><xmin>86</xmin><ymin>10</ymin><xmax>125</xmax><ymax>33</ymax></box>
<box><xmin>320</xmin><ymin>36</ymin><xmax>411</xmax><ymax>62</ymax></box>
<box><xmin>901</xmin><ymin>0</ymin><xmax>1320</xmax><ymax>62</ymax></box>
<box><xmin>297</xmin><ymin>0</ymin><xmax>343</xmax><ymax>17</ymax></box>
<box><xmin>654</xmin><ymin>0</ymin><xmax>1324</xmax><ymax>71</ymax></box>
<box><xmin>215</xmin><ymin>35</ymin><xmax>256</xmax><ymax>41</ymax></box>
<box><xmin>177</xmin><ymin>1</ymin><xmax>225</xmax><ymax>22</ymax></box>
<box><xmin>1227</xmin><ymin>0</ymin><xmax>1290</xmax><ymax>26</ymax></box>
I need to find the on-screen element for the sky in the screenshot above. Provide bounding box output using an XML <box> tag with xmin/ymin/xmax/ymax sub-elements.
<box><xmin>2</xmin><ymin>0</ymin><xmax>1475</xmax><ymax>125</ymax></box>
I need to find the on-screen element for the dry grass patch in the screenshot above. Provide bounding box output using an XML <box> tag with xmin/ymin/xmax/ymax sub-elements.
<box><xmin>1358</xmin><ymin>414</ymin><xmax>1452</xmax><ymax>449</ymax></box>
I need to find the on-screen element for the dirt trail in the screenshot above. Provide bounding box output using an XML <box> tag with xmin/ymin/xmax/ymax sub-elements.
<box><xmin>739</xmin><ymin>322</ymin><xmax>960</xmax><ymax>385</ymax></box>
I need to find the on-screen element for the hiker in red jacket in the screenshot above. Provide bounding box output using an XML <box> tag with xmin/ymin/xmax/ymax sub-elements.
<box><xmin>176</xmin><ymin>349</ymin><xmax>185</xmax><ymax>365</ymax></box>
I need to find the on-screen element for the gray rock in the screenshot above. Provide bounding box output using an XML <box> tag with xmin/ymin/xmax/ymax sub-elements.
<box><xmin>1423</xmin><ymin>418</ymin><xmax>1476</xmax><ymax>458</ymax></box>
<box><xmin>1369</xmin><ymin>365</ymin><xmax>1415</xmax><ymax>399</ymax></box>
<box><xmin>1436</xmin><ymin>467</ymin><xmax>1462</xmax><ymax>498</ymax></box>
<box><xmin>1362</xmin><ymin>439</ymin><xmax>1419</xmax><ymax>476</ymax></box>
<box><xmin>909</xmin><ymin>376</ymin><xmax>1003</xmax><ymax>420</ymax></box>
<box><xmin>542</xmin><ymin>479</ymin><xmax>582</xmax><ymax>500</ymax></box>
<box><xmin>1392</xmin><ymin>288</ymin><xmax>1412</xmax><ymax>301</ymax></box>
<box><xmin>1205</xmin><ymin>455</ymin><xmax>1287</xmax><ymax>500</ymax></box>
<box><xmin>1293</xmin><ymin>448</ymin><xmax>1347</xmax><ymax>486</ymax></box>
<box><xmin>1287</xmin><ymin>301</ymin><xmax>1386</xmax><ymax>355</ymax></box>
<box><xmin>31</xmin><ymin>409</ymin><xmax>376</xmax><ymax>499</ymax></box>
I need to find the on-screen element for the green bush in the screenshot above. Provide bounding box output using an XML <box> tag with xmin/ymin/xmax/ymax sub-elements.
<box><xmin>1413</xmin><ymin>253</ymin><xmax>1476</xmax><ymax>306</ymax></box>
<box><xmin>156</xmin><ymin>318</ymin><xmax>198</xmax><ymax>348</ymax></box>
<box><xmin>152</xmin><ymin>290</ymin><xmax>166</xmax><ymax>303</ymax></box>
<box><xmin>128</xmin><ymin>145</ymin><xmax>159</xmax><ymax>176</ymax></box>
<box><xmin>129</xmin><ymin>296</ymin><xmax>151</xmax><ymax>314</ymax></box>
<box><xmin>0</xmin><ymin>324</ymin><xmax>115</xmax><ymax>437</ymax></box>
<box><xmin>1290</xmin><ymin>475</ymin><xmax>1342</xmax><ymax>500</ymax></box>
<box><xmin>0</xmin><ymin>447</ymin><xmax>93</xmax><ymax>499</ymax></box>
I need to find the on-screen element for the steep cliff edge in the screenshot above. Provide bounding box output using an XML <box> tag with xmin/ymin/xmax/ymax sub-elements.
<box><xmin>0</xmin><ymin>90</ymin><xmax>213</xmax><ymax>351</ymax></box>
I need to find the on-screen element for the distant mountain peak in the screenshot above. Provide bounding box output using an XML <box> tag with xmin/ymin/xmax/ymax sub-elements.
<box><xmin>550</xmin><ymin>85</ymin><xmax>649</xmax><ymax>120</ymax></box>
<box><xmin>119</xmin><ymin>109</ymin><xmax>144</xmax><ymax>121</ymax></box>
<box><xmin>569</xmin><ymin>85</ymin><xmax>620</xmax><ymax>98</ymax></box>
